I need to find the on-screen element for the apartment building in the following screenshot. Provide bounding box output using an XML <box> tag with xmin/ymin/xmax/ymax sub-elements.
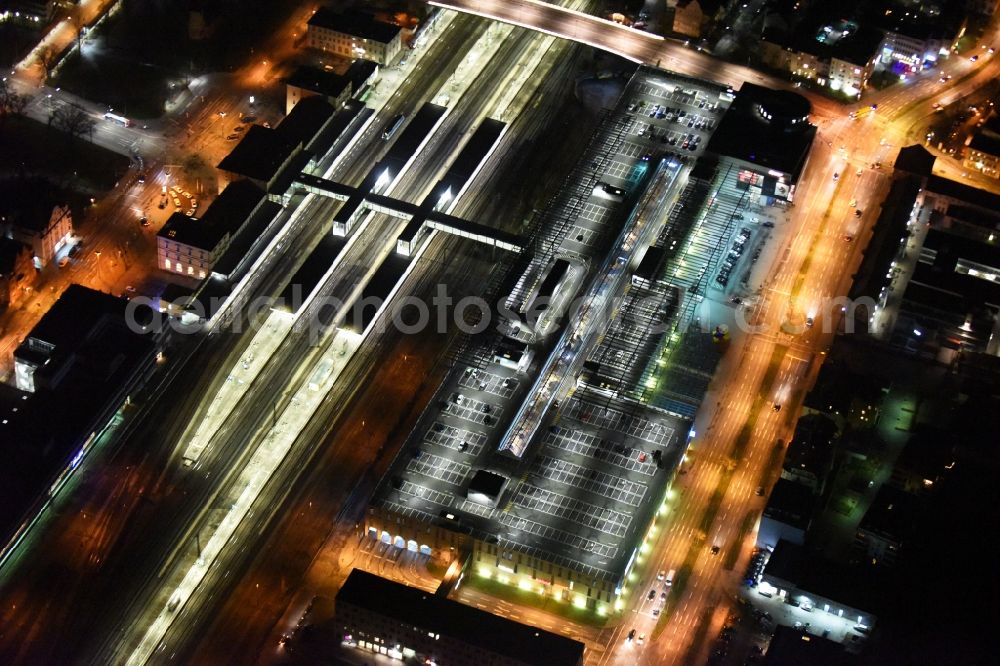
<box><xmin>306</xmin><ymin>7</ymin><xmax>402</xmax><ymax>65</ymax></box>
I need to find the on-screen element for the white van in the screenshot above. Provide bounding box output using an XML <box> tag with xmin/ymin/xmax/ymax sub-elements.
<box><xmin>665</xmin><ymin>569</ymin><xmax>676</xmax><ymax>586</ymax></box>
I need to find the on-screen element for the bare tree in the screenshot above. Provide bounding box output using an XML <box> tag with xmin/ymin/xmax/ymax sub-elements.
<box><xmin>0</xmin><ymin>79</ymin><xmax>30</xmax><ymax>124</ymax></box>
<box><xmin>183</xmin><ymin>153</ymin><xmax>205</xmax><ymax>173</ymax></box>
<box><xmin>7</xmin><ymin>92</ymin><xmax>28</xmax><ymax>117</ymax></box>
<box><xmin>37</xmin><ymin>46</ymin><xmax>58</xmax><ymax>81</ymax></box>
<box><xmin>50</xmin><ymin>102</ymin><xmax>96</xmax><ymax>145</ymax></box>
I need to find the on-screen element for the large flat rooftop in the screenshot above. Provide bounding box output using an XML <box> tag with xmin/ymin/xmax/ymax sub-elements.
<box><xmin>337</xmin><ymin>569</ymin><xmax>585</xmax><ymax>665</ymax></box>
<box><xmin>706</xmin><ymin>82</ymin><xmax>816</xmax><ymax>185</ymax></box>
<box><xmin>370</xmin><ymin>68</ymin><xmax>741</xmax><ymax>584</ymax></box>
<box><xmin>308</xmin><ymin>7</ymin><xmax>401</xmax><ymax>44</ymax></box>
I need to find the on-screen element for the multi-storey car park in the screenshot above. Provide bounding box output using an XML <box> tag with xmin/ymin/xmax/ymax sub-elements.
<box><xmin>363</xmin><ymin>67</ymin><xmax>815</xmax><ymax>612</ymax></box>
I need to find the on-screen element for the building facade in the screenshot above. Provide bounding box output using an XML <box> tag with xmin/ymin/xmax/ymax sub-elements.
<box><xmin>306</xmin><ymin>7</ymin><xmax>402</xmax><ymax>65</ymax></box>
<box><xmin>874</xmin><ymin>1</ymin><xmax>966</xmax><ymax>75</ymax></box>
<box><xmin>0</xmin><ymin>237</ymin><xmax>32</xmax><ymax>310</ymax></box>
<box><xmin>757</xmin><ymin>478</ymin><xmax>816</xmax><ymax>550</ymax></box>
<box><xmin>286</xmin><ymin>66</ymin><xmax>351</xmax><ymax>115</ymax></box>
<box><xmin>877</xmin><ymin>28</ymin><xmax>956</xmax><ymax>74</ymax></box>
<box><xmin>2</xmin><ymin>202</ymin><xmax>73</xmax><ymax>269</ymax></box>
<box><xmin>851</xmin><ymin>146</ymin><xmax>1000</xmax><ymax>358</ymax></box>
<box><xmin>285</xmin><ymin>60</ymin><xmax>377</xmax><ymax>115</ymax></box>
<box><xmin>760</xmin><ymin>40</ymin><xmax>824</xmax><ymax>83</ymax></box>
<box><xmin>336</xmin><ymin>570</ymin><xmax>585</xmax><ymax>666</ymax></box>
<box><xmin>13</xmin><ymin>284</ymin><xmax>154</xmax><ymax>393</ymax></box>
<box><xmin>157</xmin><ymin>216</ymin><xmax>219</xmax><ymax>280</ymax></box>
<box><xmin>760</xmin><ymin>20</ymin><xmax>882</xmax><ymax>97</ymax></box>
<box><xmin>759</xmin><ymin>540</ymin><xmax>877</xmax><ymax>631</ymax></box>
<box><xmin>964</xmin><ymin>142</ymin><xmax>1000</xmax><ymax>179</ymax></box>
<box><xmin>672</xmin><ymin>0</ymin><xmax>706</xmax><ymax>38</ymax></box>
<box><xmin>157</xmin><ymin>180</ymin><xmax>267</xmax><ymax>279</ymax></box>
<box><xmin>963</xmin><ymin>117</ymin><xmax>1000</xmax><ymax>179</ymax></box>
<box><xmin>706</xmin><ymin>83</ymin><xmax>817</xmax><ymax>203</ymax></box>
<box><xmin>364</xmin><ymin>504</ymin><xmax>621</xmax><ymax>608</ymax></box>
<box><xmin>0</xmin><ymin>0</ymin><xmax>73</xmax><ymax>25</ymax></box>
<box><xmin>827</xmin><ymin>55</ymin><xmax>877</xmax><ymax>96</ymax></box>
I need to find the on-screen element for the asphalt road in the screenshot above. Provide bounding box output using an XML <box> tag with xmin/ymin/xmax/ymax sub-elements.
<box><xmin>4</xmin><ymin>1</ymin><xmax>1000</xmax><ymax>664</ymax></box>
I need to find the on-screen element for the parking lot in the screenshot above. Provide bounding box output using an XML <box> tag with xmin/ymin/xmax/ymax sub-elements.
<box><xmin>371</xmin><ymin>68</ymin><xmax>732</xmax><ymax>587</ymax></box>
<box><xmin>621</xmin><ymin>74</ymin><xmax>729</xmax><ymax>166</ymax></box>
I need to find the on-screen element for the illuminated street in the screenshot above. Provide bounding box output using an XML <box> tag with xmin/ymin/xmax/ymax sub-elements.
<box><xmin>1</xmin><ymin>1</ymin><xmax>999</xmax><ymax>665</ymax></box>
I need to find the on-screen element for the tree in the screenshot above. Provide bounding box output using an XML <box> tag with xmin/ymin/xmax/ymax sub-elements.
<box><xmin>183</xmin><ymin>153</ymin><xmax>206</xmax><ymax>173</ymax></box>
<box><xmin>50</xmin><ymin>102</ymin><xmax>96</xmax><ymax>145</ymax></box>
<box><xmin>37</xmin><ymin>46</ymin><xmax>58</xmax><ymax>81</ymax></box>
<box><xmin>0</xmin><ymin>79</ymin><xmax>30</xmax><ymax>124</ymax></box>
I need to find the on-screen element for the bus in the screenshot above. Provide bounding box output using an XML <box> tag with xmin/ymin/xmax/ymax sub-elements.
<box><xmin>104</xmin><ymin>112</ymin><xmax>132</xmax><ymax>127</ymax></box>
<box><xmin>848</xmin><ymin>104</ymin><xmax>877</xmax><ymax>121</ymax></box>
<box><xmin>382</xmin><ymin>114</ymin><xmax>405</xmax><ymax>140</ymax></box>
